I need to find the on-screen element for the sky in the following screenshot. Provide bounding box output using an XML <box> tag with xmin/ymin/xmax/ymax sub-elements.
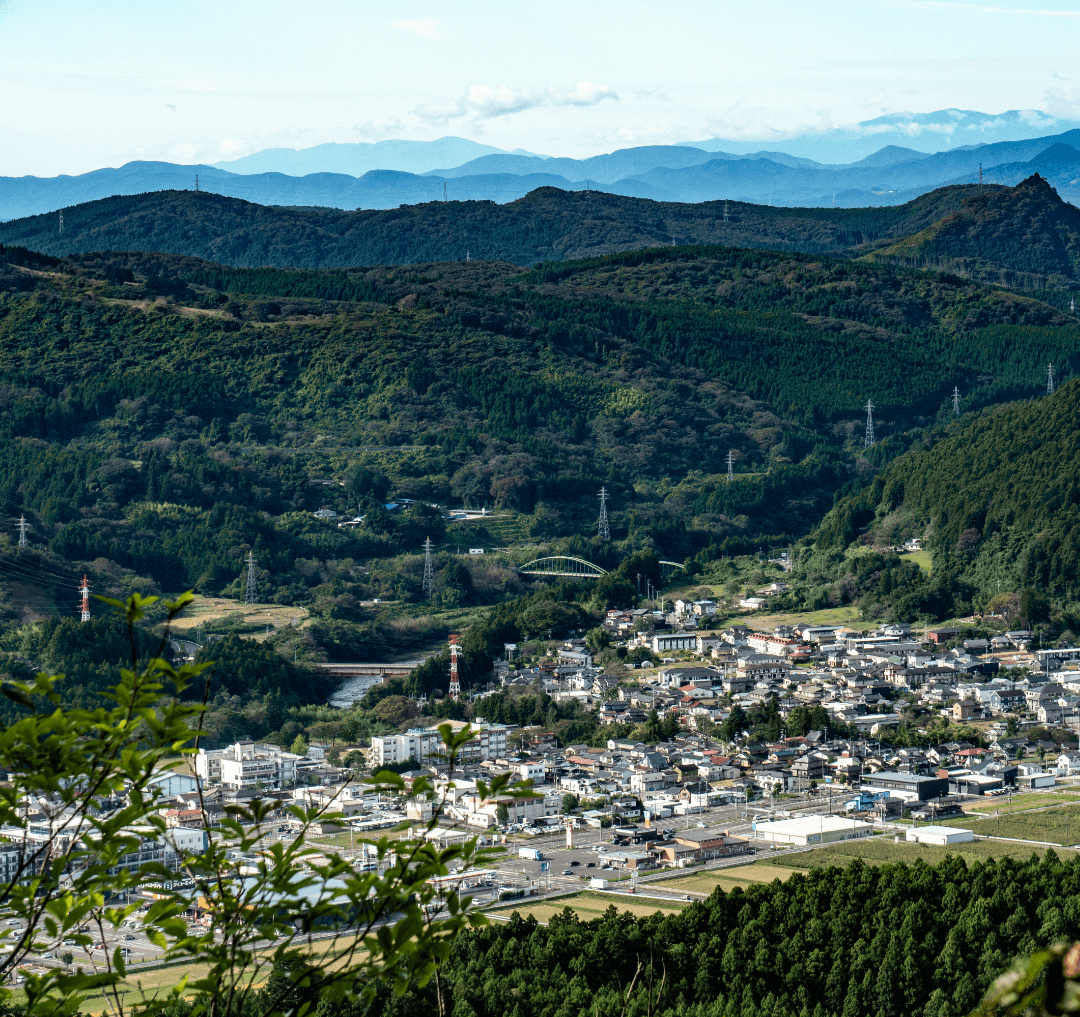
<box><xmin>2</xmin><ymin>0</ymin><xmax>1080</xmax><ymax>176</ymax></box>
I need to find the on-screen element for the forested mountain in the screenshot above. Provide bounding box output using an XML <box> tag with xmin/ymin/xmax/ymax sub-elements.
<box><xmin>0</xmin><ymin>238</ymin><xmax>1076</xmax><ymax>636</ymax></box>
<box><xmin>870</xmin><ymin>174</ymin><xmax>1080</xmax><ymax>287</ymax></box>
<box><xmin>772</xmin><ymin>375</ymin><xmax>1080</xmax><ymax>631</ymax></box>
<box><xmin>0</xmin><ymin>182</ymin><xmax>1037</xmax><ymax>270</ymax></box>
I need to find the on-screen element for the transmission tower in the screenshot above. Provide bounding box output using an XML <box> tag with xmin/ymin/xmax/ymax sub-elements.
<box><xmin>952</xmin><ymin>386</ymin><xmax>961</xmax><ymax>416</ymax></box>
<box><xmin>597</xmin><ymin>487</ymin><xmax>610</xmax><ymax>541</ymax></box>
<box><xmin>1048</xmin><ymin>362</ymin><xmax>1055</xmax><ymax>396</ymax></box>
<box><xmin>58</xmin><ymin>211</ymin><xmax>63</xmax><ymax>235</ymax></box>
<box><xmin>1071</xmin><ymin>297</ymin><xmax>1076</xmax><ymax>315</ymax></box>
<box><xmin>723</xmin><ymin>201</ymin><xmax>729</xmax><ymax>222</ymax></box>
<box><xmin>727</xmin><ymin>449</ymin><xmax>735</xmax><ymax>484</ymax></box>
<box><xmin>422</xmin><ymin>537</ymin><xmax>435</xmax><ymax>598</ymax></box>
<box><xmin>79</xmin><ymin>575</ymin><xmax>90</xmax><ymax>623</ymax></box>
<box><xmin>16</xmin><ymin>515</ymin><xmax>28</xmax><ymax>548</ymax></box>
<box><xmin>863</xmin><ymin>399</ymin><xmax>876</xmax><ymax>448</ymax></box>
<box><xmin>244</xmin><ymin>551</ymin><xmax>258</xmax><ymax>605</ymax></box>
<box><xmin>448</xmin><ymin>633</ymin><xmax>461</xmax><ymax>700</ymax></box>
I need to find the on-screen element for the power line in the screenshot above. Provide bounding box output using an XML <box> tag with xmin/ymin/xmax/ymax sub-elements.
<box><xmin>16</xmin><ymin>515</ymin><xmax>28</xmax><ymax>548</ymax></box>
<box><xmin>864</xmin><ymin>399</ymin><xmax>876</xmax><ymax>448</ymax></box>
<box><xmin>952</xmin><ymin>386</ymin><xmax>961</xmax><ymax>416</ymax></box>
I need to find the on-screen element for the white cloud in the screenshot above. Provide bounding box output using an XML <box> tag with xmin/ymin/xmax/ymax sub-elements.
<box><xmin>355</xmin><ymin>116</ymin><xmax>406</xmax><ymax>140</ymax></box>
<box><xmin>414</xmin><ymin>80</ymin><xmax>618</xmax><ymax>126</ymax></box>
<box><xmin>392</xmin><ymin>18</ymin><xmax>442</xmax><ymax>39</ymax></box>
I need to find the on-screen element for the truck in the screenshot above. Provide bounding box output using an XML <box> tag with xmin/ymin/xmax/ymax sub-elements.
<box><xmin>517</xmin><ymin>847</ymin><xmax>544</xmax><ymax>861</ymax></box>
<box><xmin>590</xmin><ymin>878</ymin><xmax>610</xmax><ymax>890</ymax></box>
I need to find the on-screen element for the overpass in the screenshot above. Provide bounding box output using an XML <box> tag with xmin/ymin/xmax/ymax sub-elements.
<box><xmin>314</xmin><ymin>661</ymin><xmax>424</xmax><ymax>678</ymax></box>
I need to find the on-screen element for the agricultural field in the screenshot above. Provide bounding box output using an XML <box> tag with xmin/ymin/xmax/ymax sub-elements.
<box><xmin>654</xmin><ymin>861</ymin><xmax>807</xmax><ymax>895</ymax></box>
<box><xmin>898</xmin><ymin>549</ymin><xmax>933</xmax><ymax>573</ymax></box>
<box><xmin>488</xmin><ymin>890</ymin><xmax>688</xmax><ymax>925</ymax></box>
<box><xmin>168</xmin><ymin>595</ymin><xmax>309</xmax><ymax>640</ymax></box>
<box><xmin>938</xmin><ymin>803</ymin><xmax>1080</xmax><ymax>845</ymax></box>
<box><xmin>961</xmin><ymin>791</ymin><xmax>1080</xmax><ymax>816</ymax></box>
<box><xmin>769</xmin><ymin>835</ymin><xmax>1043</xmax><ymax>868</ymax></box>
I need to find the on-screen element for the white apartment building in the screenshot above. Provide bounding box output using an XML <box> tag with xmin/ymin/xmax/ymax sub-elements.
<box><xmin>196</xmin><ymin>741</ymin><xmax>301</xmax><ymax>791</ymax></box>
<box><xmin>370</xmin><ymin>724</ymin><xmax>510</xmax><ymax>768</ymax></box>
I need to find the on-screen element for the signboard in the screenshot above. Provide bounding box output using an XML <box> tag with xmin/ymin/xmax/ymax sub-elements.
<box><xmin>539</xmin><ymin>862</ymin><xmax>549</xmax><ymax>872</ymax></box>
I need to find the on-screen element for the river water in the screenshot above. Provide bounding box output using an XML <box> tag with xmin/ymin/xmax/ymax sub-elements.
<box><xmin>328</xmin><ymin>674</ymin><xmax>386</xmax><ymax>708</ymax></box>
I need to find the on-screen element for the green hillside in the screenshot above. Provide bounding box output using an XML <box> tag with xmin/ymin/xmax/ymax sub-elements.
<box><xmin>783</xmin><ymin>377</ymin><xmax>1080</xmax><ymax>629</ymax></box>
<box><xmin>0</xmin><ymin>238</ymin><xmax>1079</xmax><ymax>687</ymax></box>
<box><xmin>0</xmin><ymin>182</ymin><xmax>1002</xmax><ymax>269</ymax></box>
<box><xmin>869</xmin><ymin>174</ymin><xmax>1080</xmax><ymax>288</ymax></box>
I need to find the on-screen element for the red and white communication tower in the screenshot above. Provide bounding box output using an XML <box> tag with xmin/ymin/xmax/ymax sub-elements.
<box><xmin>79</xmin><ymin>575</ymin><xmax>90</xmax><ymax>623</ymax></box>
<box><xmin>448</xmin><ymin>633</ymin><xmax>461</xmax><ymax>700</ymax></box>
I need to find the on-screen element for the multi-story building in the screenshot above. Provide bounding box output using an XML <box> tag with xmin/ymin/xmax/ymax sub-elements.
<box><xmin>196</xmin><ymin>741</ymin><xmax>301</xmax><ymax>790</ymax></box>
<box><xmin>370</xmin><ymin>724</ymin><xmax>510</xmax><ymax>768</ymax></box>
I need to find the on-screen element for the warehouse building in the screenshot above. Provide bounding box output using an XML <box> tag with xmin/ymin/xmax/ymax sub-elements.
<box><xmin>905</xmin><ymin>825</ymin><xmax>974</xmax><ymax>846</ymax></box>
<box><xmin>752</xmin><ymin>815</ymin><xmax>873</xmax><ymax>846</ymax></box>
<box><xmin>860</xmin><ymin>772</ymin><xmax>949</xmax><ymax>802</ymax></box>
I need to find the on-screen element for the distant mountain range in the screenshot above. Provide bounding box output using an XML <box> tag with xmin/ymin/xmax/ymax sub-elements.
<box><xmin>5</xmin><ymin>123</ymin><xmax>1080</xmax><ymax>222</ymax></box>
<box><xmin>680</xmin><ymin>108</ymin><xmax>1080</xmax><ymax>164</ymax></box>
<box><xmin>4</xmin><ymin>174</ymin><xmax>1076</xmax><ymax>290</ymax></box>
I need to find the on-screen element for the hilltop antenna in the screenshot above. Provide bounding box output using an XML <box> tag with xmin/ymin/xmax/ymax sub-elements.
<box><xmin>448</xmin><ymin>634</ymin><xmax>461</xmax><ymax>699</ymax></box>
<box><xmin>952</xmin><ymin>386</ymin><xmax>961</xmax><ymax>416</ymax></box>
<box><xmin>244</xmin><ymin>551</ymin><xmax>258</xmax><ymax>605</ymax></box>
<box><xmin>864</xmin><ymin>399</ymin><xmax>876</xmax><ymax>448</ymax></box>
<box><xmin>727</xmin><ymin>449</ymin><xmax>735</xmax><ymax>484</ymax></box>
<box><xmin>597</xmin><ymin>486</ymin><xmax>610</xmax><ymax>541</ymax></box>
<box><xmin>1048</xmin><ymin>362</ymin><xmax>1055</xmax><ymax>396</ymax></box>
<box><xmin>16</xmin><ymin>515</ymin><xmax>28</xmax><ymax>549</ymax></box>
<box><xmin>79</xmin><ymin>575</ymin><xmax>90</xmax><ymax>623</ymax></box>
<box><xmin>422</xmin><ymin>536</ymin><xmax>435</xmax><ymax>598</ymax></box>
<box><xmin>58</xmin><ymin>210</ymin><xmax>63</xmax><ymax>235</ymax></box>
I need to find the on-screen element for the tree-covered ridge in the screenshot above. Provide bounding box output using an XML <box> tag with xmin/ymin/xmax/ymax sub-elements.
<box><xmin>808</xmin><ymin>377</ymin><xmax>1080</xmax><ymax>618</ymax></box>
<box><xmin>348</xmin><ymin>851</ymin><xmax>1080</xmax><ymax>1017</ymax></box>
<box><xmin>0</xmin><ymin>182</ymin><xmax>1012</xmax><ymax>270</ymax></box>
<box><xmin>870</xmin><ymin>174</ymin><xmax>1080</xmax><ymax>288</ymax></box>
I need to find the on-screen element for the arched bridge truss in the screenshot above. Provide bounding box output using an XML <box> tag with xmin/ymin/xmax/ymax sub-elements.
<box><xmin>517</xmin><ymin>557</ymin><xmax>608</xmax><ymax>579</ymax></box>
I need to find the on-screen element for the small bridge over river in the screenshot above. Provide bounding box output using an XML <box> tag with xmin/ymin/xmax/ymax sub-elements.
<box><xmin>515</xmin><ymin>557</ymin><xmax>686</xmax><ymax>579</ymax></box>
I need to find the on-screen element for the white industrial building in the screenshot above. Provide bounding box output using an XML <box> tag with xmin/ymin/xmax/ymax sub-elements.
<box><xmin>753</xmin><ymin>815</ymin><xmax>873</xmax><ymax>846</ymax></box>
<box><xmin>906</xmin><ymin>825</ymin><xmax>974</xmax><ymax>846</ymax></box>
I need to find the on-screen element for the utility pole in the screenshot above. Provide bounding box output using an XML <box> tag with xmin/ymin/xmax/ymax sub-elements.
<box><xmin>244</xmin><ymin>551</ymin><xmax>258</xmax><ymax>605</ymax></box>
<box><xmin>597</xmin><ymin>487</ymin><xmax>610</xmax><ymax>541</ymax></box>
<box><xmin>1048</xmin><ymin>362</ymin><xmax>1055</xmax><ymax>396</ymax></box>
<box><xmin>16</xmin><ymin>515</ymin><xmax>28</xmax><ymax>549</ymax></box>
<box><xmin>727</xmin><ymin>449</ymin><xmax>735</xmax><ymax>484</ymax></box>
<box><xmin>79</xmin><ymin>575</ymin><xmax>90</xmax><ymax>623</ymax></box>
<box><xmin>422</xmin><ymin>537</ymin><xmax>435</xmax><ymax>599</ymax></box>
<box><xmin>448</xmin><ymin>634</ymin><xmax>461</xmax><ymax>700</ymax></box>
<box><xmin>863</xmin><ymin>399</ymin><xmax>876</xmax><ymax>448</ymax></box>
<box><xmin>952</xmin><ymin>386</ymin><xmax>961</xmax><ymax>416</ymax></box>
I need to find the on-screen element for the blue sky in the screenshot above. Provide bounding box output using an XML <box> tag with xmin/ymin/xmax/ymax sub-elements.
<box><xmin>2</xmin><ymin>0</ymin><xmax>1080</xmax><ymax>175</ymax></box>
